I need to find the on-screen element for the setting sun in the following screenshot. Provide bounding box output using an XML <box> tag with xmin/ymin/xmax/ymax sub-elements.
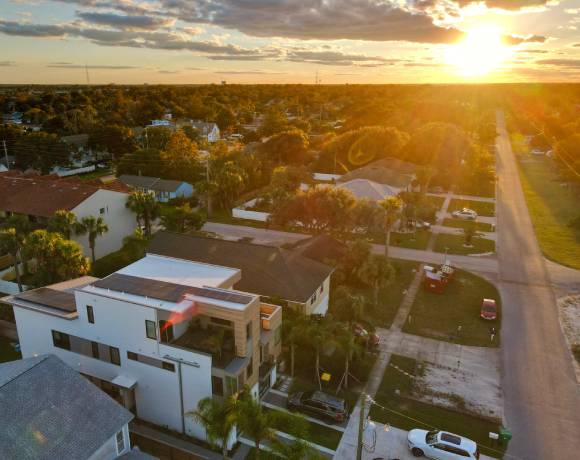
<box><xmin>445</xmin><ymin>26</ymin><xmax>512</xmax><ymax>77</ymax></box>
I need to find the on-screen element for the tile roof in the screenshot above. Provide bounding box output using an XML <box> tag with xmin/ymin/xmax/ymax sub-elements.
<box><xmin>148</xmin><ymin>232</ymin><xmax>334</xmax><ymax>303</ymax></box>
<box><xmin>0</xmin><ymin>355</ymin><xmax>133</xmax><ymax>460</ymax></box>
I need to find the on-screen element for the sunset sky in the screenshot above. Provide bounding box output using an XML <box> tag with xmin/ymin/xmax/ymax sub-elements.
<box><xmin>0</xmin><ymin>0</ymin><xmax>579</xmax><ymax>84</ymax></box>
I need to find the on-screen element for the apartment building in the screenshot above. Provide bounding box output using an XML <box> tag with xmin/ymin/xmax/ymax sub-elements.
<box><xmin>4</xmin><ymin>254</ymin><xmax>282</xmax><ymax>445</ymax></box>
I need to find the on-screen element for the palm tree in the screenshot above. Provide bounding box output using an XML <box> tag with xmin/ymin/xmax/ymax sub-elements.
<box><xmin>308</xmin><ymin>319</ymin><xmax>333</xmax><ymax>389</ymax></box>
<box><xmin>335</xmin><ymin>328</ymin><xmax>362</xmax><ymax>391</ymax></box>
<box><xmin>48</xmin><ymin>210</ymin><xmax>78</xmax><ymax>239</ymax></box>
<box><xmin>462</xmin><ymin>220</ymin><xmax>479</xmax><ymax>247</ymax></box>
<box><xmin>357</xmin><ymin>254</ymin><xmax>395</xmax><ymax>306</ymax></box>
<box><xmin>126</xmin><ymin>191</ymin><xmax>159</xmax><ymax>236</ymax></box>
<box><xmin>378</xmin><ymin>196</ymin><xmax>402</xmax><ymax>261</ymax></box>
<box><xmin>1</xmin><ymin>215</ymin><xmax>32</xmax><ymax>275</ymax></box>
<box><xmin>332</xmin><ymin>286</ymin><xmax>366</xmax><ymax>326</ymax></box>
<box><xmin>0</xmin><ymin>228</ymin><xmax>24</xmax><ymax>292</ymax></box>
<box><xmin>188</xmin><ymin>396</ymin><xmax>238</xmax><ymax>459</ymax></box>
<box><xmin>76</xmin><ymin>216</ymin><xmax>109</xmax><ymax>262</ymax></box>
<box><xmin>282</xmin><ymin>313</ymin><xmax>309</xmax><ymax>378</ymax></box>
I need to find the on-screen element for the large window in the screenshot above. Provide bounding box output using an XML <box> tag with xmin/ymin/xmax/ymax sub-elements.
<box><xmin>109</xmin><ymin>347</ymin><xmax>121</xmax><ymax>365</ymax></box>
<box><xmin>116</xmin><ymin>430</ymin><xmax>125</xmax><ymax>454</ymax></box>
<box><xmin>52</xmin><ymin>330</ymin><xmax>70</xmax><ymax>350</ymax></box>
<box><xmin>86</xmin><ymin>305</ymin><xmax>95</xmax><ymax>324</ymax></box>
<box><xmin>127</xmin><ymin>350</ymin><xmax>175</xmax><ymax>372</ymax></box>
<box><xmin>159</xmin><ymin>320</ymin><xmax>174</xmax><ymax>342</ymax></box>
<box><xmin>145</xmin><ymin>320</ymin><xmax>157</xmax><ymax>340</ymax></box>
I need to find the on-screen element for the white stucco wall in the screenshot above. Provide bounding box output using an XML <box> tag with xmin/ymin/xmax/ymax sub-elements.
<box><xmin>72</xmin><ymin>189</ymin><xmax>136</xmax><ymax>260</ymax></box>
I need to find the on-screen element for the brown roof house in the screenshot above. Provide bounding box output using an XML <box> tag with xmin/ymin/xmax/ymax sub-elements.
<box><xmin>0</xmin><ymin>174</ymin><xmax>136</xmax><ymax>260</ymax></box>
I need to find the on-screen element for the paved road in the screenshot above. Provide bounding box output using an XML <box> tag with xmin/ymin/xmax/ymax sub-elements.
<box><xmin>495</xmin><ymin>110</ymin><xmax>580</xmax><ymax>460</ymax></box>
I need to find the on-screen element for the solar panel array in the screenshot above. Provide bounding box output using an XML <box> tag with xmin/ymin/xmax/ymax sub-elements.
<box><xmin>14</xmin><ymin>288</ymin><xmax>77</xmax><ymax>312</ymax></box>
<box><xmin>92</xmin><ymin>273</ymin><xmax>253</xmax><ymax>305</ymax></box>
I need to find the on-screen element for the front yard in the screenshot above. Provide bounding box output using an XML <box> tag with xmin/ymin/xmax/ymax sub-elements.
<box><xmin>442</xmin><ymin>218</ymin><xmax>494</xmax><ymax>233</ymax></box>
<box><xmin>403</xmin><ymin>269</ymin><xmax>502</xmax><ymax>347</ymax></box>
<box><xmin>433</xmin><ymin>233</ymin><xmax>495</xmax><ymax>255</ymax></box>
<box><xmin>369</xmin><ymin>355</ymin><xmax>505</xmax><ymax>458</ymax></box>
<box><xmin>448</xmin><ymin>199</ymin><xmax>495</xmax><ymax>217</ymax></box>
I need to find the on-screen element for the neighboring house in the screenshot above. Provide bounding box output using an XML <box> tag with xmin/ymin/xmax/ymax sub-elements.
<box><xmin>0</xmin><ymin>174</ymin><xmax>136</xmax><ymax>259</ymax></box>
<box><xmin>335</xmin><ymin>178</ymin><xmax>400</xmax><ymax>202</ymax></box>
<box><xmin>0</xmin><ymin>354</ymin><xmax>133</xmax><ymax>460</ymax></box>
<box><xmin>118</xmin><ymin>174</ymin><xmax>194</xmax><ymax>203</ymax></box>
<box><xmin>338</xmin><ymin>157</ymin><xmax>416</xmax><ymax>191</ymax></box>
<box><xmin>5</xmin><ymin>254</ymin><xmax>282</xmax><ymax>445</ymax></box>
<box><xmin>148</xmin><ymin>232</ymin><xmax>334</xmax><ymax>315</ymax></box>
<box><xmin>177</xmin><ymin>120</ymin><xmax>221</xmax><ymax>142</ymax></box>
<box><xmin>286</xmin><ymin>234</ymin><xmax>347</xmax><ymax>266</ymax></box>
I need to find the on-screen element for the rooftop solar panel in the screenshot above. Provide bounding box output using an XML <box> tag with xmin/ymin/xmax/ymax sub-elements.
<box><xmin>92</xmin><ymin>274</ymin><xmax>253</xmax><ymax>305</ymax></box>
<box><xmin>14</xmin><ymin>288</ymin><xmax>77</xmax><ymax>312</ymax></box>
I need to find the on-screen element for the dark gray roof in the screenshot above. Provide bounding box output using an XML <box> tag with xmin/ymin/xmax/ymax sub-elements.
<box><xmin>119</xmin><ymin>449</ymin><xmax>158</xmax><ymax>460</ymax></box>
<box><xmin>148</xmin><ymin>232</ymin><xmax>334</xmax><ymax>303</ymax></box>
<box><xmin>118</xmin><ymin>174</ymin><xmax>185</xmax><ymax>193</ymax></box>
<box><xmin>0</xmin><ymin>355</ymin><xmax>133</xmax><ymax>460</ymax></box>
<box><xmin>287</xmin><ymin>235</ymin><xmax>347</xmax><ymax>265</ymax></box>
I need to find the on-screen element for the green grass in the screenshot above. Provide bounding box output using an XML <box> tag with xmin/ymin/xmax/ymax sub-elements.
<box><xmin>390</xmin><ymin>230</ymin><xmax>431</xmax><ymax>250</ymax></box>
<box><xmin>518</xmin><ymin>157</ymin><xmax>580</xmax><ymax>269</ymax></box>
<box><xmin>369</xmin><ymin>355</ymin><xmax>505</xmax><ymax>458</ymax></box>
<box><xmin>448</xmin><ymin>199</ymin><xmax>495</xmax><ymax>217</ymax></box>
<box><xmin>0</xmin><ymin>336</ymin><xmax>21</xmax><ymax>363</ymax></box>
<box><xmin>403</xmin><ymin>269</ymin><xmax>501</xmax><ymax>347</ymax></box>
<box><xmin>442</xmin><ymin>218</ymin><xmax>494</xmax><ymax>232</ymax></box>
<box><xmin>433</xmin><ymin>234</ymin><xmax>495</xmax><ymax>255</ymax></box>
<box><xmin>425</xmin><ymin>195</ymin><xmax>446</xmax><ymax>209</ymax></box>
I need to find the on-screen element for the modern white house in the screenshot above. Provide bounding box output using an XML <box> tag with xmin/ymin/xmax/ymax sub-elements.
<box><xmin>0</xmin><ymin>174</ymin><xmax>136</xmax><ymax>259</ymax></box>
<box><xmin>0</xmin><ymin>354</ymin><xmax>134</xmax><ymax>460</ymax></box>
<box><xmin>5</xmin><ymin>253</ymin><xmax>282</xmax><ymax>446</ymax></box>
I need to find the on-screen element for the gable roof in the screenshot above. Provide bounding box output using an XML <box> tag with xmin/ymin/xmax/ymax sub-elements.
<box><xmin>118</xmin><ymin>174</ymin><xmax>185</xmax><ymax>193</ymax></box>
<box><xmin>286</xmin><ymin>235</ymin><xmax>347</xmax><ymax>265</ymax></box>
<box><xmin>0</xmin><ymin>355</ymin><xmax>133</xmax><ymax>460</ymax></box>
<box><xmin>338</xmin><ymin>157</ymin><xmax>415</xmax><ymax>188</ymax></box>
<box><xmin>148</xmin><ymin>232</ymin><xmax>334</xmax><ymax>303</ymax></box>
<box><xmin>336</xmin><ymin>178</ymin><xmax>399</xmax><ymax>201</ymax></box>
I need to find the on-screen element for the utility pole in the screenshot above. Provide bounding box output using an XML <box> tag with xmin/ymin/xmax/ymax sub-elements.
<box><xmin>356</xmin><ymin>391</ymin><xmax>367</xmax><ymax>460</ymax></box>
<box><xmin>2</xmin><ymin>140</ymin><xmax>9</xmax><ymax>170</ymax></box>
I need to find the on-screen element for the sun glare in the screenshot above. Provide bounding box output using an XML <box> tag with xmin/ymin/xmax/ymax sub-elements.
<box><xmin>445</xmin><ymin>26</ymin><xmax>512</xmax><ymax>77</ymax></box>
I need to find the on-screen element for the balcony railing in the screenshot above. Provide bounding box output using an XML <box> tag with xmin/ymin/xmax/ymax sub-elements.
<box><xmin>260</xmin><ymin>303</ymin><xmax>282</xmax><ymax>331</ymax></box>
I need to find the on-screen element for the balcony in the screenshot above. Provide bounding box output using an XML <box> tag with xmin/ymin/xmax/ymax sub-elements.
<box><xmin>260</xmin><ymin>303</ymin><xmax>282</xmax><ymax>331</ymax></box>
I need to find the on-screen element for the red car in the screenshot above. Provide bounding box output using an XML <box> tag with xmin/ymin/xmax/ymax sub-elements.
<box><xmin>480</xmin><ymin>299</ymin><xmax>497</xmax><ymax>320</ymax></box>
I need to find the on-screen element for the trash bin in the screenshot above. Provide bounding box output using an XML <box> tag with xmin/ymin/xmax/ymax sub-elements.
<box><xmin>499</xmin><ymin>427</ymin><xmax>512</xmax><ymax>445</ymax></box>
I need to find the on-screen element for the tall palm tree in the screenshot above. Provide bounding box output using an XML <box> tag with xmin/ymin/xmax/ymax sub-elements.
<box><xmin>282</xmin><ymin>313</ymin><xmax>309</xmax><ymax>378</ymax></box>
<box><xmin>188</xmin><ymin>396</ymin><xmax>238</xmax><ymax>459</ymax></box>
<box><xmin>335</xmin><ymin>328</ymin><xmax>361</xmax><ymax>391</ymax></box>
<box><xmin>357</xmin><ymin>254</ymin><xmax>395</xmax><ymax>306</ymax></box>
<box><xmin>76</xmin><ymin>216</ymin><xmax>109</xmax><ymax>262</ymax></box>
<box><xmin>126</xmin><ymin>191</ymin><xmax>159</xmax><ymax>236</ymax></box>
<box><xmin>1</xmin><ymin>215</ymin><xmax>32</xmax><ymax>275</ymax></box>
<box><xmin>332</xmin><ymin>286</ymin><xmax>366</xmax><ymax>326</ymax></box>
<box><xmin>378</xmin><ymin>196</ymin><xmax>402</xmax><ymax>261</ymax></box>
<box><xmin>47</xmin><ymin>210</ymin><xmax>78</xmax><ymax>239</ymax></box>
<box><xmin>0</xmin><ymin>228</ymin><xmax>24</xmax><ymax>292</ymax></box>
<box><xmin>308</xmin><ymin>319</ymin><xmax>333</xmax><ymax>389</ymax></box>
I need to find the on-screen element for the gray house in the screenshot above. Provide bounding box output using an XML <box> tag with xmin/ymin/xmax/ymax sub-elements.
<box><xmin>118</xmin><ymin>174</ymin><xmax>194</xmax><ymax>203</ymax></box>
<box><xmin>0</xmin><ymin>354</ymin><xmax>135</xmax><ymax>460</ymax></box>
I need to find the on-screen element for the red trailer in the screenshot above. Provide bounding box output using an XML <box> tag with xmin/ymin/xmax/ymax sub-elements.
<box><xmin>423</xmin><ymin>262</ymin><xmax>455</xmax><ymax>294</ymax></box>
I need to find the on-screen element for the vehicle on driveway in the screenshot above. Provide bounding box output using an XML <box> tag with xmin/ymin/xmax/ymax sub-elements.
<box><xmin>407</xmin><ymin>429</ymin><xmax>480</xmax><ymax>459</ymax></box>
<box><xmin>353</xmin><ymin>323</ymin><xmax>380</xmax><ymax>349</ymax></box>
<box><xmin>287</xmin><ymin>390</ymin><xmax>348</xmax><ymax>423</ymax></box>
<box><xmin>451</xmin><ymin>208</ymin><xmax>478</xmax><ymax>220</ymax></box>
<box><xmin>480</xmin><ymin>298</ymin><xmax>498</xmax><ymax>320</ymax></box>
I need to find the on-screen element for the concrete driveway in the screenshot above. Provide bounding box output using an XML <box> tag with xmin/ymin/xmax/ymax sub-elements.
<box><xmin>495</xmin><ymin>110</ymin><xmax>580</xmax><ymax>459</ymax></box>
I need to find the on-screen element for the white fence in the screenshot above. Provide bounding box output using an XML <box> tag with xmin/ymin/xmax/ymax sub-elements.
<box><xmin>232</xmin><ymin>208</ymin><xmax>271</xmax><ymax>222</ymax></box>
<box><xmin>52</xmin><ymin>165</ymin><xmax>96</xmax><ymax>177</ymax></box>
<box><xmin>313</xmin><ymin>172</ymin><xmax>342</xmax><ymax>182</ymax></box>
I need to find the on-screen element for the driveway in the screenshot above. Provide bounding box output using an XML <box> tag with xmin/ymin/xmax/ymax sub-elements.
<box><xmin>495</xmin><ymin>110</ymin><xmax>580</xmax><ymax>459</ymax></box>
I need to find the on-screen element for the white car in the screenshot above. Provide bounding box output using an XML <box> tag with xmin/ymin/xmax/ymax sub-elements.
<box><xmin>407</xmin><ymin>429</ymin><xmax>480</xmax><ymax>459</ymax></box>
<box><xmin>451</xmin><ymin>208</ymin><xmax>478</xmax><ymax>220</ymax></box>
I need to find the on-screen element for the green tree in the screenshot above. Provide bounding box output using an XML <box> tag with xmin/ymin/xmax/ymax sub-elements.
<box><xmin>260</xmin><ymin>129</ymin><xmax>310</xmax><ymax>165</ymax></box>
<box><xmin>357</xmin><ymin>254</ymin><xmax>394</xmax><ymax>306</ymax></box>
<box><xmin>378</xmin><ymin>196</ymin><xmax>402</xmax><ymax>261</ymax></box>
<box><xmin>0</xmin><ymin>228</ymin><xmax>24</xmax><ymax>292</ymax></box>
<box><xmin>75</xmin><ymin>216</ymin><xmax>109</xmax><ymax>262</ymax></box>
<box><xmin>14</xmin><ymin>132</ymin><xmax>68</xmax><ymax>173</ymax></box>
<box><xmin>307</xmin><ymin>319</ymin><xmax>333</xmax><ymax>389</ymax></box>
<box><xmin>161</xmin><ymin>130</ymin><xmax>200</xmax><ymax>182</ymax></box>
<box><xmin>282</xmin><ymin>313</ymin><xmax>310</xmax><ymax>378</ymax></box>
<box><xmin>462</xmin><ymin>220</ymin><xmax>479</xmax><ymax>246</ymax></box>
<box><xmin>126</xmin><ymin>191</ymin><xmax>160</xmax><ymax>236</ymax></box>
<box><xmin>122</xmin><ymin>228</ymin><xmax>149</xmax><ymax>260</ymax></box>
<box><xmin>335</xmin><ymin>327</ymin><xmax>362</xmax><ymax>390</ymax></box>
<box><xmin>188</xmin><ymin>396</ymin><xmax>238</xmax><ymax>459</ymax></box>
<box><xmin>48</xmin><ymin>210</ymin><xmax>78</xmax><ymax>240</ymax></box>
<box><xmin>88</xmin><ymin>124</ymin><xmax>135</xmax><ymax>160</ymax></box>
<box><xmin>332</xmin><ymin>286</ymin><xmax>366</xmax><ymax>325</ymax></box>
<box><xmin>161</xmin><ymin>204</ymin><xmax>205</xmax><ymax>233</ymax></box>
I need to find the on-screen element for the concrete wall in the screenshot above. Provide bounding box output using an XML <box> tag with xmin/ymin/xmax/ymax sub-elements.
<box><xmin>72</xmin><ymin>189</ymin><xmax>136</xmax><ymax>260</ymax></box>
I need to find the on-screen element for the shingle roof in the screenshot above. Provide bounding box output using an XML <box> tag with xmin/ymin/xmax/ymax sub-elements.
<box><xmin>148</xmin><ymin>232</ymin><xmax>334</xmax><ymax>303</ymax></box>
<box><xmin>0</xmin><ymin>355</ymin><xmax>133</xmax><ymax>460</ymax></box>
<box><xmin>287</xmin><ymin>235</ymin><xmax>347</xmax><ymax>265</ymax></box>
<box><xmin>336</xmin><ymin>178</ymin><xmax>399</xmax><ymax>201</ymax></box>
<box><xmin>118</xmin><ymin>174</ymin><xmax>184</xmax><ymax>193</ymax></box>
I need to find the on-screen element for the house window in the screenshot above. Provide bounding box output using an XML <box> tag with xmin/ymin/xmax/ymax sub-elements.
<box><xmin>52</xmin><ymin>330</ymin><xmax>70</xmax><ymax>350</ymax></box>
<box><xmin>116</xmin><ymin>430</ymin><xmax>125</xmax><ymax>454</ymax></box>
<box><xmin>145</xmin><ymin>320</ymin><xmax>157</xmax><ymax>340</ymax></box>
<box><xmin>246</xmin><ymin>322</ymin><xmax>252</xmax><ymax>340</ymax></box>
<box><xmin>91</xmin><ymin>341</ymin><xmax>100</xmax><ymax>359</ymax></box>
<box><xmin>127</xmin><ymin>351</ymin><xmax>138</xmax><ymax>361</ymax></box>
<box><xmin>159</xmin><ymin>320</ymin><xmax>174</xmax><ymax>342</ymax></box>
<box><xmin>87</xmin><ymin>305</ymin><xmax>94</xmax><ymax>324</ymax></box>
<box><xmin>162</xmin><ymin>361</ymin><xmax>175</xmax><ymax>372</ymax></box>
<box><xmin>212</xmin><ymin>376</ymin><xmax>224</xmax><ymax>396</ymax></box>
<box><xmin>246</xmin><ymin>357</ymin><xmax>253</xmax><ymax>379</ymax></box>
<box><xmin>109</xmin><ymin>347</ymin><xmax>121</xmax><ymax>365</ymax></box>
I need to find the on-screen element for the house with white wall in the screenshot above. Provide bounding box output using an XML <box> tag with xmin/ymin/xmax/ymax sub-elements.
<box><xmin>0</xmin><ymin>354</ymin><xmax>134</xmax><ymax>460</ymax></box>
<box><xmin>118</xmin><ymin>174</ymin><xmax>194</xmax><ymax>203</ymax></box>
<box><xmin>0</xmin><ymin>173</ymin><xmax>136</xmax><ymax>259</ymax></box>
<box><xmin>4</xmin><ymin>254</ymin><xmax>282</xmax><ymax>446</ymax></box>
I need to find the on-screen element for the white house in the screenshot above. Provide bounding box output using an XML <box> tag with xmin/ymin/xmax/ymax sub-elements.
<box><xmin>0</xmin><ymin>354</ymin><xmax>134</xmax><ymax>460</ymax></box>
<box><xmin>5</xmin><ymin>254</ymin><xmax>282</xmax><ymax>446</ymax></box>
<box><xmin>177</xmin><ymin>120</ymin><xmax>221</xmax><ymax>143</ymax></box>
<box><xmin>0</xmin><ymin>174</ymin><xmax>136</xmax><ymax>259</ymax></box>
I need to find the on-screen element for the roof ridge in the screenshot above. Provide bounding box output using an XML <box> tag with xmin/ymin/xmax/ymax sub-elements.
<box><xmin>0</xmin><ymin>355</ymin><xmax>49</xmax><ymax>389</ymax></box>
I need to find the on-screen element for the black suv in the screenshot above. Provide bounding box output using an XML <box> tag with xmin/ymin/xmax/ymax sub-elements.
<box><xmin>287</xmin><ymin>390</ymin><xmax>348</xmax><ymax>423</ymax></box>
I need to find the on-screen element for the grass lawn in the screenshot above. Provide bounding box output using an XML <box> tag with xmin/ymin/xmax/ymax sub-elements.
<box><xmin>0</xmin><ymin>336</ymin><xmax>21</xmax><ymax>363</ymax></box>
<box><xmin>390</xmin><ymin>230</ymin><xmax>431</xmax><ymax>250</ymax></box>
<box><xmin>403</xmin><ymin>269</ymin><xmax>501</xmax><ymax>347</ymax></box>
<box><xmin>425</xmin><ymin>195</ymin><xmax>446</xmax><ymax>209</ymax></box>
<box><xmin>442</xmin><ymin>218</ymin><xmax>494</xmax><ymax>233</ymax></box>
<box><xmin>331</xmin><ymin>259</ymin><xmax>420</xmax><ymax>328</ymax></box>
<box><xmin>518</xmin><ymin>157</ymin><xmax>580</xmax><ymax>269</ymax></box>
<box><xmin>369</xmin><ymin>355</ymin><xmax>505</xmax><ymax>458</ymax></box>
<box><xmin>448</xmin><ymin>199</ymin><xmax>495</xmax><ymax>217</ymax></box>
<box><xmin>433</xmin><ymin>234</ymin><xmax>495</xmax><ymax>255</ymax></box>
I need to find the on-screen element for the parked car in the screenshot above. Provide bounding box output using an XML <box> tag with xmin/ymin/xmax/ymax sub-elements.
<box><xmin>480</xmin><ymin>298</ymin><xmax>497</xmax><ymax>320</ymax></box>
<box><xmin>353</xmin><ymin>324</ymin><xmax>380</xmax><ymax>349</ymax></box>
<box><xmin>407</xmin><ymin>429</ymin><xmax>480</xmax><ymax>459</ymax></box>
<box><xmin>451</xmin><ymin>208</ymin><xmax>478</xmax><ymax>220</ymax></box>
<box><xmin>287</xmin><ymin>390</ymin><xmax>348</xmax><ymax>423</ymax></box>
<box><xmin>408</xmin><ymin>219</ymin><xmax>432</xmax><ymax>230</ymax></box>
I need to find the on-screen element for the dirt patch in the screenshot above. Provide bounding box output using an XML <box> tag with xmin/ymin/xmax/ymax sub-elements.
<box><xmin>558</xmin><ymin>295</ymin><xmax>580</xmax><ymax>383</ymax></box>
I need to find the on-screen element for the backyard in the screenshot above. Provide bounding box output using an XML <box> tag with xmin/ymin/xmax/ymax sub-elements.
<box><xmin>369</xmin><ymin>354</ymin><xmax>506</xmax><ymax>458</ymax></box>
<box><xmin>434</xmin><ymin>233</ymin><xmax>495</xmax><ymax>255</ymax></box>
<box><xmin>403</xmin><ymin>269</ymin><xmax>502</xmax><ymax>347</ymax></box>
<box><xmin>518</xmin><ymin>156</ymin><xmax>580</xmax><ymax>269</ymax></box>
